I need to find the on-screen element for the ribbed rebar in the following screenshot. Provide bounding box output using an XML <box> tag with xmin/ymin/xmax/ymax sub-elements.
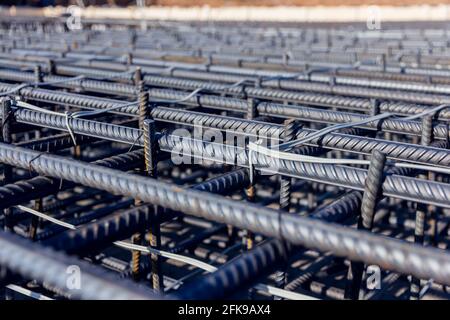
<box><xmin>2</xmin><ymin>22</ymin><xmax>450</xmax><ymax>301</ymax></box>
<box><xmin>345</xmin><ymin>150</ymin><xmax>387</xmax><ymax>300</ymax></box>
<box><xmin>0</xmin><ymin>142</ymin><xmax>449</xmax><ymax>285</ymax></box>
<box><xmin>0</xmin><ymin>231</ymin><xmax>159</xmax><ymax>300</ymax></box>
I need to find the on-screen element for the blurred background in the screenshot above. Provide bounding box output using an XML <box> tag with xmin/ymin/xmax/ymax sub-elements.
<box><xmin>4</xmin><ymin>0</ymin><xmax>450</xmax><ymax>6</ymax></box>
<box><xmin>2</xmin><ymin>0</ymin><xmax>450</xmax><ymax>23</ymax></box>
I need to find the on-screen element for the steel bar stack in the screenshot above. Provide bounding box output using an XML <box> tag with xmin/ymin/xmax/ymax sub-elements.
<box><xmin>0</xmin><ymin>18</ymin><xmax>449</xmax><ymax>301</ymax></box>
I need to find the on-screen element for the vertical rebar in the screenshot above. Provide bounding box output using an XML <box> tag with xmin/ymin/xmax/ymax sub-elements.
<box><xmin>138</xmin><ymin>80</ymin><xmax>149</xmax><ymax>130</ymax></box>
<box><xmin>47</xmin><ymin>59</ymin><xmax>55</xmax><ymax>75</ymax></box>
<box><xmin>131</xmin><ymin>233</ymin><xmax>142</xmax><ymax>281</ymax></box>
<box><xmin>370</xmin><ymin>99</ymin><xmax>380</xmax><ymax>117</ymax></box>
<box><xmin>410</xmin><ymin>116</ymin><xmax>434</xmax><ymax>300</ymax></box>
<box><xmin>246</xmin><ymin>97</ymin><xmax>257</xmax><ymax>120</ymax></box>
<box><xmin>345</xmin><ymin>150</ymin><xmax>386</xmax><ymax>300</ymax></box>
<box><xmin>126</xmin><ymin>52</ymin><xmax>133</xmax><ymax>68</ymax></box>
<box><xmin>34</xmin><ymin>65</ymin><xmax>43</xmax><ymax>84</ymax></box>
<box><xmin>134</xmin><ymin>67</ymin><xmax>142</xmax><ymax>87</ymax></box>
<box><xmin>1</xmin><ymin>99</ymin><xmax>14</xmax><ymax>232</ymax></box>
<box><xmin>244</xmin><ymin>97</ymin><xmax>259</xmax><ymax>250</ymax></box>
<box><xmin>28</xmin><ymin>198</ymin><xmax>42</xmax><ymax>241</ymax></box>
<box><xmin>144</xmin><ymin>119</ymin><xmax>163</xmax><ymax>292</ymax></box>
<box><xmin>274</xmin><ymin>119</ymin><xmax>301</xmax><ymax>299</ymax></box>
<box><xmin>279</xmin><ymin>119</ymin><xmax>300</xmax><ymax>212</ymax></box>
<box><xmin>131</xmin><ymin>73</ymin><xmax>146</xmax><ymax>282</ymax></box>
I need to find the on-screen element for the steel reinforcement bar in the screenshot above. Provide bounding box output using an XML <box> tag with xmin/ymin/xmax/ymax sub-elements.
<box><xmin>0</xmin><ymin>142</ymin><xmax>449</xmax><ymax>285</ymax></box>
<box><xmin>2</xmin><ymin>99</ymin><xmax>449</xmax><ymax>169</ymax></box>
<box><xmin>0</xmin><ymin>107</ymin><xmax>448</xmax><ymax>206</ymax></box>
<box><xmin>2</xmin><ymin>66</ymin><xmax>450</xmax><ymax>120</ymax></box>
<box><xmin>0</xmin><ymin>231</ymin><xmax>160</xmax><ymax>300</ymax></box>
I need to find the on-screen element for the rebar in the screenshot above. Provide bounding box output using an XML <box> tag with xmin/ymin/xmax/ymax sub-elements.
<box><xmin>0</xmin><ymin>19</ymin><xmax>449</xmax><ymax>301</ymax></box>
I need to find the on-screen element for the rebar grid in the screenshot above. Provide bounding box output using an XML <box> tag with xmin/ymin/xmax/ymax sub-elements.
<box><xmin>0</xmin><ymin>18</ymin><xmax>449</xmax><ymax>301</ymax></box>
